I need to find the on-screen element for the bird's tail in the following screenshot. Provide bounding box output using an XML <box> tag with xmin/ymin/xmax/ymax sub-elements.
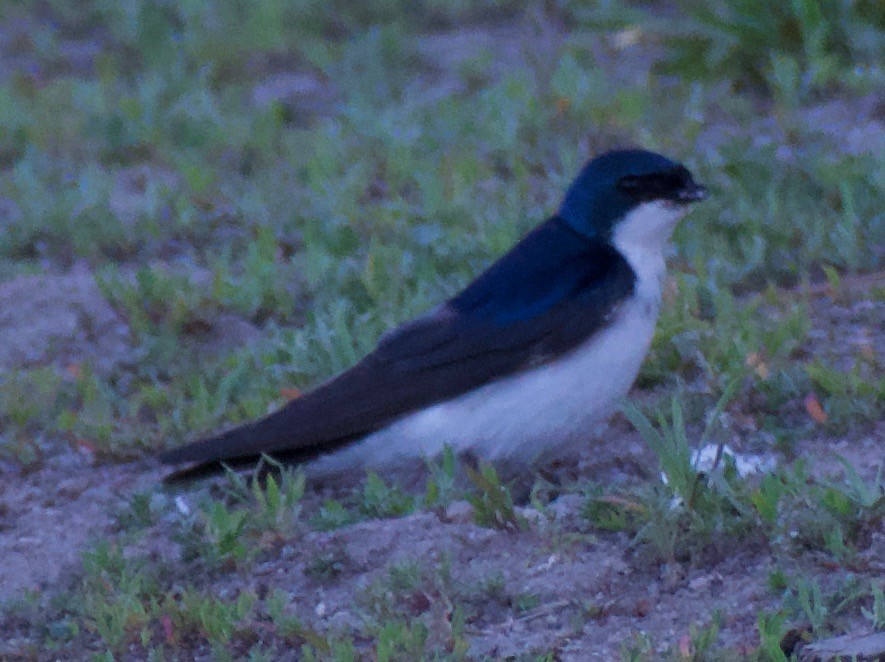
<box><xmin>159</xmin><ymin>400</ymin><xmax>355</xmax><ymax>481</ymax></box>
<box><xmin>159</xmin><ymin>409</ymin><xmax>293</xmax><ymax>466</ymax></box>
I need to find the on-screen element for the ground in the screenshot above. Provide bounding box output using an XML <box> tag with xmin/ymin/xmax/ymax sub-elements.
<box><xmin>0</xmin><ymin>2</ymin><xmax>883</xmax><ymax>660</ymax></box>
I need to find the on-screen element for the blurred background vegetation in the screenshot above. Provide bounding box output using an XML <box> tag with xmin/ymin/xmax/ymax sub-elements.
<box><xmin>0</xmin><ymin>0</ymin><xmax>881</xmax><ymax>461</ymax></box>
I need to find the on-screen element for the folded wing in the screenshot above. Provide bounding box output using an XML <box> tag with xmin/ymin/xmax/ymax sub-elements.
<box><xmin>159</xmin><ymin>218</ymin><xmax>635</xmax><ymax>472</ymax></box>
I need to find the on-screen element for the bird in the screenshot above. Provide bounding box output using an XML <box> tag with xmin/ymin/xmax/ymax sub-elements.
<box><xmin>160</xmin><ymin>148</ymin><xmax>707</xmax><ymax>482</ymax></box>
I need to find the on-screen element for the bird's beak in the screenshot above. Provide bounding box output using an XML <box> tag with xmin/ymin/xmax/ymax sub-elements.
<box><xmin>676</xmin><ymin>183</ymin><xmax>707</xmax><ymax>204</ymax></box>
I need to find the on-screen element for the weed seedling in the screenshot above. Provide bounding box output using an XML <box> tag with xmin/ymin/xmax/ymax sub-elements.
<box><xmin>222</xmin><ymin>457</ymin><xmax>306</xmax><ymax>535</ymax></box>
<box><xmin>360</xmin><ymin>472</ymin><xmax>415</xmax><ymax>519</ymax></box>
<box><xmin>465</xmin><ymin>462</ymin><xmax>527</xmax><ymax>531</ymax></box>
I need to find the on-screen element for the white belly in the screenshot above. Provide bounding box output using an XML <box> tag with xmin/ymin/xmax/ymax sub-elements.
<box><xmin>305</xmin><ymin>296</ymin><xmax>659</xmax><ymax>478</ymax></box>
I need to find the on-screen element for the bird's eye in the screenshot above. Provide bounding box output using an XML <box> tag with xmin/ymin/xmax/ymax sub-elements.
<box><xmin>618</xmin><ymin>170</ymin><xmax>688</xmax><ymax>201</ymax></box>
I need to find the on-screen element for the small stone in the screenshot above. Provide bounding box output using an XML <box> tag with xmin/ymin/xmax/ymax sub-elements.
<box><xmin>518</xmin><ymin>507</ymin><xmax>546</xmax><ymax>526</ymax></box>
<box><xmin>548</xmin><ymin>494</ymin><xmax>584</xmax><ymax>519</ymax></box>
<box><xmin>689</xmin><ymin>575</ymin><xmax>712</xmax><ymax>591</ymax></box>
<box><xmin>56</xmin><ymin>479</ymin><xmax>85</xmax><ymax>500</ymax></box>
<box><xmin>801</xmin><ymin>630</ymin><xmax>885</xmax><ymax>660</ymax></box>
<box><xmin>444</xmin><ymin>500</ymin><xmax>475</xmax><ymax>524</ymax></box>
<box><xmin>173</xmin><ymin>496</ymin><xmax>191</xmax><ymax>516</ymax></box>
<box><xmin>603</xmin><ymin>557</ymin><xmax>630</xmax><ymax>575</ymax></box>
<box><xmin>633</xmin><ymin>598</ymin><xmax>652</xmax><ymax>617</ymax></box>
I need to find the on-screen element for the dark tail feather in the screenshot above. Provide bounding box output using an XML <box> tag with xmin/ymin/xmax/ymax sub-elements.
<box><xmin>159</xmin><ymin>402</ymin><xmax>358</xmax><ymax>482</ymax></box>
<box><xmin>161</xmin><ymin>446</ymin><xmax>319</xmax><ymax>483</ymax></box>
<box><xmin>159</xmin><ymin>402</ymin><xmax>310</xmax><ymax>466</ymax></box>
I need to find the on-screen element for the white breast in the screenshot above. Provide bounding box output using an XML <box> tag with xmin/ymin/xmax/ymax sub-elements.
<box><xmin>306</xmin><ymin>202</ymin><xmax>681</xmax><ymax>478</ymax></box>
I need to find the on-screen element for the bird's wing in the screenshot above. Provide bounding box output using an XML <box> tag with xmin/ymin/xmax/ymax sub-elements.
<box><xmin>159</xmin><ymin>218</ymin><xmax>635</xmax><ymax>470</ymax></box>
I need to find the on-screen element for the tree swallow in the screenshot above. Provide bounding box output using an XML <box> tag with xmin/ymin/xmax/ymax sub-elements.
<box><xmin>160</xmin><ymin>149</ymin><xmax>706</xmax><ymax>481</ymax></box>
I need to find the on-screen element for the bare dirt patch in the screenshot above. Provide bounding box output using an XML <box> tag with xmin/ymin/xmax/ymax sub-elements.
<box><xmin>0</xmin><ymin>267</ymin><xmax>130</xmax><ymax>375</ymax></box>
<box><xmin>0</xmin><ymin>459</ymin><xmax>153</xmax><ymax>604</ymax></box>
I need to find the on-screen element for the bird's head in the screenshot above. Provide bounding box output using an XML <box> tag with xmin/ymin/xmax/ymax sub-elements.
<box><xmin>558</xmin><ymin>149</ymin><xmax>706</xmax><ymax>249</ymax></box>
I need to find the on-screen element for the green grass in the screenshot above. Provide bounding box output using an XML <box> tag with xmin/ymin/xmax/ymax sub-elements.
<box><xmin>586</xmin><ymin>394</ymin><xmax>884</xmax><ymax>567</ymax></box>
<box><xmin>659</xmin><ymin>0</ymin><xmax>883</xmax><ymax>95</ymax></box>
<box><xmin>1</xmin><ymin>1</ymin><xmax>881</xmax><ymax>460</ymax></box>
<box><xmin>465</xmin><ymin>462</ymin><xmax>528</xmax><ymax>531</ymax></box>
<box><xmin>0</xmin><ymin>0</ymin><xmax>882</xmax><ymax>658</ymax></box>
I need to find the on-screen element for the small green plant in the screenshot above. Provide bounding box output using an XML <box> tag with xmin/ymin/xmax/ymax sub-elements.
<box><xmin>0</xmin><ymin>367</ymin><xmax>63</xmax><ymax>429</ymax></box>
<box><xmin>829</xmin><ymin>455</ymin><xmax>884</xmax><ymax>512</ymax></box>
<box><xmin>622</xmin><ymin>387</ymin><xmax>762</xmax><ymax>561</ymax></box>
<box><xmin>465</xmin><ymin>462</ymin><xmax>526</xmax><ymax>531</ymax></box>
<box><xmin>85</xmin><ymin>594</ymin><xmax>149</xmax><ymax>654</ymax></box>
<box><xmin>623</xmin><ymin>385</ymin><xmax>736</xmax><ymax>508</ymax></box>
<box><xmin>251</xmin><ymin>469</ymin><xmax>306</xmax><ymax>532</ymax></box>
<box><xmin>750</xmin><ymin>473</ymin><xmax>788</xmax><ymax>527</ymax></box>
<box><xmin>178</xmin><ymin>589</ymin><xmax>257</xmax><ymax>649</ymax></box>
<box><xmin>761</xmin><ymin>458</ymin><xmax>883</xmax><ymax>560</ymax></box>
<box><xmin>194</xmin><ymin>501</ymin><xmax>250</xmax><ymax>567</ymax></box>
<box><xmin>624</xmin><ymin>394</ymin><xmax>701</xmax><ymax>506</ymax></box>
<box><xmin>511</xmin><ymin>592</ymin><xmax>540</xmax><ymax>613</ymax></box>
<box><xmin>756</xmin><ymin>611</ymin><xmax>789</xmax><ymax>662</ymax></box>
<box><xmin>794</xmin><ymin>578</ymin><xmax>829</xmax><ymax>633</ymax></box>
<box><xmin>117</xmin><ymin>492</ymin><xmax>155</xmax><ymax>531</ymax></box>
<box><xmin>0</xmin><ymin>367</ymin><xmax>65</xmax><ymax>467</ymax></box>
<box><xmin>210</xmin><ymin>226</ymin><xmax>298</xmax><ymax>324</ymax></box>
<box><xmin>768</xmin><ymin>573</ymin><xmax>879</xmax><ymax>642</ymax></box>
<box><xmin>79</xmin><ymin>542</ymin><xmax>156</xmax><ymax>652</ymax></box>
<box><xmin>310</xmin><ymin>499</ymin><xmax>357</xmax><ymax>531</ymax></box>
<box><xmin>806</xmin><ymin>358</ymin><xmax>884</xmax><ymax>432</ymax></box>
<box><xmin>645</xmin><ymin>283</ymin><xmax>811</xmax><ymax>403</ymax></box>
<box><xmin>223</xmin><ymin>459</ymin><xmax>306</xmax><ymax>534</ymax></box>
<box><xmin>358</xmin><ymin>561</ymin><xmax>426</xmax><ymax>627</ymax></box>
<box><xmin>861</xmin><ymin>582</ymin><xmax>885</xmax><ymax>630</ymax></box>
<box><xmin>355</xmin><ymin>557</ymin><xmax>470</xmax><ymax>659</ymax></box>
<box><xmin>96</xmin><ymin>265</ymin><xmax>216</xmax><ymax>342</ymax></box>
<box><xmin>581</xmin><ymin>484</ymin><xmax>644</xmax><ymax>532</ymax></box>
<box><xmin>374</xmin><ymin>620</ymin><xmax>430</xmax><ymax>662</ymax></box>
<box><xmin>424</xmin><ymin>445</ymin><xmax>459</xmax><ymax>507</ymax></box>
<box><xmin>618</xmin><ymin>616</ymin><xmax>725</xmax><ymax>660</ymax></box>
<box><xmin>767</xmin><ymin>568</ymin><xmax>790</xmax><ymax>593</ymax></box>
<box><xmin>685</xmin><ymin>617</ymin><xmax>723</xmax><ymax>658</ymax></box>
<box><xmin>265</xmin><ymin>589</ymin><xmax>344</xmax><ymax>653</ymax></box>
<box><xmin>305</xmin><ymin>546</ymin><xmax>349</xmax><ymax>583</ymax></box>
<box><xmin>360</xmin><ymin>472</ymin><xmax>415</xmax><ymax>519</ymax></box>
<box><xmin>477</xmin><ymin>572</ymin><xmax>508</xmax><ymax>602</ymax></box>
